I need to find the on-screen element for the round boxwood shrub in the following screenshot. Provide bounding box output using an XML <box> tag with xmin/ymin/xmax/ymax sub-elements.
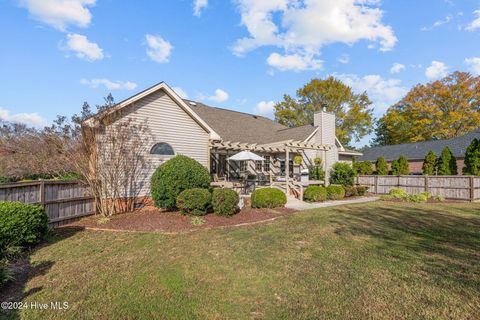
<box><xmin>303</xmin><ymin>186</ymin><xmax>327</xmax><ymax>202</ymax></box>
<box><xmin>251</xmin><ymin>188</ymin><xmax>287</xmax><ymax>209</ymax></box>
<box><xmin>326</xmin><ymin>185</ymin><xmax>346</xmax><ymax>200</ymax></box>
<box><xmin>212</xmin><ymin>189</ymin><xmax>239</xmax><ymax>216</ymax></box>
<box><xmin>0</xmin><ymin>201</ymin><xmax>48</xmax><ymax>252</ymax></box>
<box><xmin>176</xmin><ymin>188</ymin><xmax>212</xmax><ymax>216</ymax></box>
<box><xmin>151</xmin><ymin>155</ymin><xmax>211</xmax><ymax>210</ymax></box>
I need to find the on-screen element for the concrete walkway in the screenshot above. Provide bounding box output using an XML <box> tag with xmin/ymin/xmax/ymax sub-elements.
<box><xmin>285</xmin><ymin>196</ymin><xmax>380</xmax><ymax>210</ymax></box>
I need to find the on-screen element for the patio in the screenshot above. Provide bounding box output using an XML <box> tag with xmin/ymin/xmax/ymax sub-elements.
<box><xmin>209</xmin><ymin>139</ymin><xmax>330</xmax><ymax>198</ymax></box>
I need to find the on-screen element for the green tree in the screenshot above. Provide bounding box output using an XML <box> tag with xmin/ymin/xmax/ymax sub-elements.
<box><xmin>375</xmin><ymin>156</ymin><xmax>388</xmax><ymax>175</ymax></box>
<box><xmin>375</xmin><ymin>72</ymin><xmax>480</xmax><ymax>145</ymax></box>
<box><xmin>392</xmin><ymin>155</ymin><xmax>409</xmax><ymax>175</ymax></box>
<box><xmin>437</xmin><ymin>147</ymin><xmax>457</xmax><ymax>175</ymax></box>
<box><xmin>422</xmin><ymin>150</ymin><xmax>437</xmax><ymax>175</ymax></box>
<box><xmin>463</xmin><ymin>138</ymin><xmax>480</xmax><ymax>175</ymax></box>
<box><xmin>274</xmin><ymin>77</ymin><xmax>374</xmax><ymax>146</ymax></box>
<box><xmin>359</xmin><ymin>161</ymin><xmax>373</xmax><ymax>175</ymax></box>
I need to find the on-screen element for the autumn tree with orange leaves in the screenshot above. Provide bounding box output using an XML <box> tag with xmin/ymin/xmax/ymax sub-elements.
<box><xmin>373</xmin><ymin>71</ymin><xmax>480</xmax><ymax>146</ymax></box>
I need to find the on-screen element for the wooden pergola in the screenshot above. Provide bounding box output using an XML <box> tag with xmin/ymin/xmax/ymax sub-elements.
<box><xmin>209</xmin><ymin>140</ymin><xmax>332</xmax><ymax>193</ymax></box>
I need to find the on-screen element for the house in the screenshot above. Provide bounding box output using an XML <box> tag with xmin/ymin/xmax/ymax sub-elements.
<box><xmin>358</xmin><ymin>130</ymin><xmax>480</xmax><ymax>174</ymax></box>
<box><xmin>84</xmin><ymin>82</ymin><xmax>361</xmax><ymax>197</ymax></box>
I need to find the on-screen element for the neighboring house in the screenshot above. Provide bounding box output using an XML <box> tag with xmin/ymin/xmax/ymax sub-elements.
<box><xmin>359</xmin><ymin>130</ymin><xmax>480</xmax><ymax>174</ymax></box>
<box><xmin>84</xmin><ymin>82</ymin><xmax>361</xmax><ymax>197</ymax></box>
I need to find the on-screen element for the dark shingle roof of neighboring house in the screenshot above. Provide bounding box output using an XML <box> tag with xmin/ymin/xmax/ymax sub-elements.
<box><xmin>186</xmin><ymin>100</ymin><xmax>317</xmax><ymax>144</ymax></box>
<box><xmin>359</xmin><ymin>129</ymin><xmax>480</xmax><ymax>162</ymax></box>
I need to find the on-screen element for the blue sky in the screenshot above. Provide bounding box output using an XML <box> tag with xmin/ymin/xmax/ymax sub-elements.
<box><xmin>1</xmin><ymin>0</ymin><xmax>480</xmax><ymax>146</ymax></box>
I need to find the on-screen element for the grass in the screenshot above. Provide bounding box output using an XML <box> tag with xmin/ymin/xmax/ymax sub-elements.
<box><xmin>2</xmin><ymin>201</ymin><xmax>480</xmax><ymax>319</ymax></box>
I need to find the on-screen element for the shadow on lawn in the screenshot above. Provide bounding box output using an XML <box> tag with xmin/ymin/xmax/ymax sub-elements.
<box><xmin>330</xmin><ymin>203</ymin><xmax>480</xmax><ymax>291</ymax></box>
<box><xmin>0</xmin><ymin>227</ymin><xmax>84</xmax><ymax>320</ymax></box>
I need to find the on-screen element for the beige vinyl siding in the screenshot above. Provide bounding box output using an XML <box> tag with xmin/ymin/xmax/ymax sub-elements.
<box><xmin>103</xmin><ymin>89</ymin><xmax>210</xmax><ymax>197</ymax></box>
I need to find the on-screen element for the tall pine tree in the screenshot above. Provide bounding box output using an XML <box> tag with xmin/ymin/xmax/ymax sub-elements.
<box><xmin>422</xmin><ymin>150</ymin><xmax>437</xmax><ymax>175</ymax></box>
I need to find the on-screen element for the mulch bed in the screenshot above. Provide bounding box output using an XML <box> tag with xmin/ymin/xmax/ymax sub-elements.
<box><xmin>66</xmin><ymin>206</ymin><xmax>297</xmax><ymax>233</ymax></box>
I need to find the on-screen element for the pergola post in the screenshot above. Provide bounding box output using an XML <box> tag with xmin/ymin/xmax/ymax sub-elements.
<box><xmin>285</xmin><ymin>148</ymin><xmax>290</xmax><ymax>194</ymax></box>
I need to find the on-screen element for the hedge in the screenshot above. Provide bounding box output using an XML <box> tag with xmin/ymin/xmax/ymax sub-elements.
<box><xmin>0</xmin><ymin>201</ymin><xmax>48</xmax><ymax>253</ymax></box>
<box><xmin>151</xmin><ymin>155</ymin><xmax>211</xmax><ymax>210</ymax></box>
<box><xmin>303</xmin><ymin>186</ymin><xmax>327</xmax><ymax>202</ymax></box>
<box><xmin>251</xmin><ymin>188</ymin><xmax>287</xmax><ymax>208</ymax></box>
<box><xmin>212</xmin><ymin>189</ymin><xmax>239</xmax><ymax>216</ymax></box>
<box><xmin>326</xmin><ymin>185</ymin><xmax>345</xmax><ymax>200</ymax></box>
<box><xmin>176</xmin><ymin>188</ymin><xmax>212</xmax><ymax>216</ymax></box>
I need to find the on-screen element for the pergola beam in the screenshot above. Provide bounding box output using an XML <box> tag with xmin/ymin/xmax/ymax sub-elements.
<box><xmin>210</xmin><ymin>140</ymin><xmax>331</xmax><ymax>153</ymax></box>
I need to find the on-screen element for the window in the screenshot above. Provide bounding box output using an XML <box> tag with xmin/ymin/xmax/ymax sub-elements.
<box><xmin>255</xmin><ymin>160</ymin><xmax>262</xmax><ymax>171</ymax></box>
<box><xmin>240</xmin><ymin>161</ymin><xmax>247</xmax><ymax>172</ymax></box>
<box><xmin>150</xmin><ymin>143</ymin><xmax>175</xmax><ymax>155</ymax></box>
<box><xmin>264</xmin><ymin>156</ymin><xmax>270</xmax><ymax>172</ymax></box>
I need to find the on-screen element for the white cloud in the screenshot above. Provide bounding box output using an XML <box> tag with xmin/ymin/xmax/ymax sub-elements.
<box><xmin>421</xmin><ymin>14</ymin><xmax>452</xmax><ymax>31</ymax></box>
<box><xmin>63</xmin><ymin>33</ymin><xmax>104</xmax><ymax>61</ymax></box>
<box><xmin>267</xmin><ymin>52</ymin><xmax>322</xmax><ymax>71</ymax></box>
<box><xmin>335</xmin><ymin>73</ymin><xmax>408</xmax><ymax>114</ymax></box>
<box><xmin>19</xmin><ymin>0</ymin><xmax>96</xmax><ymax>31</ymax></box>
<box><xmin>0</xmin><ymin>107</ymin><xmax>48</xmax><ymax>127</ymax></box>
<box><xmin>465</xmin><ymin>57</ymin><xmax>480</xmax><ymax>75</ymax></box>
<box><xmin>193</xmin><ymin>0</ymin><xmax>208</xmax><ymax>16</ymax></box>
<box><xmin>172</xmin><ymin>87</ymin><xmax>189</xmax><ymax>99</ymax></box>
<box><xmin>466</xmin><ymin>10</ymin><xmax>480</xmax><ymax>31</ymax></box>
<box><xmin>255</xmin><ymin>100</ymin><xmax>275</xmax><ymax>116</ymax></box>
<box><xmin>338</xmin><ymin>54</ymin><xmax>350</xmax><ymax>64</ymax></box>
<box><xmin>145</xmin><ymin>34</ymin><xmax>173</xmax><ymax>63</ymax></box>
<box><xmin>390</xmin><ymin>63</ymin><xmax>405</xmax><ymax>74</ymax></box>
<box><xmin>80</xmin><ymin>78</ymin><xmax>137</xmax><ymax>90</ymax></box>
<box><xmin>202</xmin><ymin>89</ymin><xmax>229</xmax><ymax>103</ymax></box>
<box><xmin>233</xmin><ymin>0</ymin><xmax>397</xmax><ymax>71</ymax></box>
<box><xmin>425</xmin><ymin>60</ymin><xmax>449</xmax><ymax>79</ymax></box>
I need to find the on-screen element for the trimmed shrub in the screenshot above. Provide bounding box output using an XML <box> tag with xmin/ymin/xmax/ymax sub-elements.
<box><xmin>330</xmin><ymin>162</ymin><xmax>355</xmax><ymax>186</ymax></box>
<box><xmin>375</xmin><ymin>157</ymin><xmax>388</xmax><ymax>175</ymax></box>
<box><xmin>463</xmin><ymin>138</ymin><xmax>480</xmax><ymax>175</ymax></box>
<box><xmin>407</xmin><ymin>192</ymin><xmax>430</xmax><ymax>203</ymax></box>
<box><xmin>212</xmin><ymin>189</ymin><xmax>239</xmax><ymax>216</ymax></box>
<box><xmin>422</xmin><ymin>150</ymin><xmax>437</xmax><ymax>175</ymax></box>
<box><xmin>355</xmin><ymin>186</ymin><xmax>368</xmax><ymax>196</ymax></box>
<box><xmin>151</xmin><ymin>155</ymin><xmax>211</xmax><ymax>210</ymax></box>
<box><xmin>0</xmin><ymin>202</ymin><xmax>48</xmax><ymax>252</ymax></box>
<box><xmin>251</xmin><ymin>188</ymin><xmax>287</xmax><ymax>208</ymax></box>
<box><xmin>326</xmin><ymin>185</ymin><xmax>345</xmax><ymax>200</ymax></box>
<box><xmin>392</xmin><ymin>155</ymin><xmax>409</xmax><ymax>175</ymax></box>
<box><xmin>303</xmin><ymin>186</ymin><xmax>327</xmax><ymax>202</ymax></box>
<box><xmin>437</xmin><ymin>147</ymin><xmax>457</xmax><ymax>175</ymax></box>
<box><xmin>176</xmin><ymin>188</ymin><xmax>211</xmax><ymax>216</ymax></box>
<box><xmin>359</xmin><ymin>161</ymin><xmax>373</xmax><ymax>175</ymax></box>
<box><xmin>389</xmin><ymin>188</ymin><xmax>407</xmax><ymax>199</ymax></box>
<box><xmin>343</xmin><ymin>185</ymin><xmax>358</xmax><ymax>197</ymax></box>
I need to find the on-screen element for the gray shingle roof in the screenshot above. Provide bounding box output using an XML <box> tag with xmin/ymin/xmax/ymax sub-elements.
<box><xmin>186</xmin><ymin>100</ymin><xmax>317</xmax><ymax>144</ymax></box>
<box><xmin>359</xmin><ymin>129</ymin><xmax>480</xmax><ymax>161</ymax></box>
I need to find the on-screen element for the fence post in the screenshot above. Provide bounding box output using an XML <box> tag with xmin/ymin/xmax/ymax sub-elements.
<box><xmin>374</xmin><ymin>175</ymin><xmax>378</xmax><ymax>194</ymax></box>
<box><xmin>39</xmin><ymin>180</ymin><xmax>46</xmax><ymax>207</ymax></box>
<box><xmin>425</xmin><ymin>176</ymin><xmax>429</xmax><ymax>193</ymax></box>
<box><xmin>470</xmin><ymin>176</ymin><xmax>474</xmax><ymax>202</ymax></box>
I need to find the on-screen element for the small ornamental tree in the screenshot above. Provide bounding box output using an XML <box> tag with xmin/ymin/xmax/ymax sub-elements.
<box><xmin>422</xmin><ymin>150</ymin><xmax>437</xmax><ymax>175</ymax></box>
<box><xmin>392</xmin><ymin>155</ymin><xmax>409</xmax><ymax>175</ymax></box>
<box><xmin>151</xmin><ymin>155</ymin><xmax>211</xmax><ymax>210</ymax></box>
<box><xmin>463</xmin><ymin>138</ymin><xmax>480</xmax><ymax>175</ymax></box>
<box><xmin>375</xmin><ymin>156</ymin><xmax>388</xmax><ymax>175</ymax></box>
<box><xmin>308</xmin><ymin>157</ymin><xmax>325</xmax><ymax>181</ymax></box>
<box><xmin>437</xmin><ymin>146</ymin><xmax>457</xmax><ymax>175</ymax></box>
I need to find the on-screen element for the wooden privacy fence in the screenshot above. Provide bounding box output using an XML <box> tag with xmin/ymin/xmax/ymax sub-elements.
<box><xmin>0</xmin><ymin>180</ymin><xmax>95</xmax><ymax>227</ymax></box>
<box><xmin>356</xmin><ymin>175</ymin><xmax>480</xmax><ymax>201</ymax></box>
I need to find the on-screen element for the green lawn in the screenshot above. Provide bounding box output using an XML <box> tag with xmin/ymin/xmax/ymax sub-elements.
<box><xmin>2</xmin><ymin>202</ymin><xmax>480</xmax><ymax>319</ymax></box>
